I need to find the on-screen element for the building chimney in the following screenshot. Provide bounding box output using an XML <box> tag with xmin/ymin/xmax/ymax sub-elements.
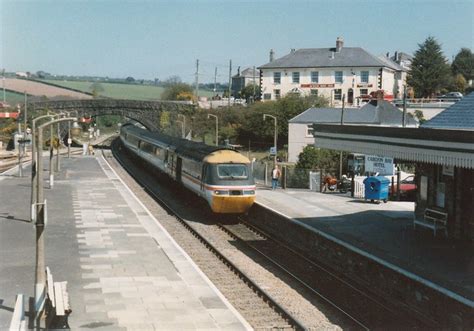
<box><xmin>386</xmin><ymin>52</ymin><xmax>390</xmax><ymax>58</ymax></box>
<box><xmin>237</xmin><ymin>66</ymin><xmax>240</xmax><ymax>75</ymax></box>
<box><xmin>336</xmin><ymin>37</ymin><xmax>344</xmax><ymax>52</ymax></box>
<box><xmin>290</xmin><ymin>48</ymin><xmax>296</xmax><ymax>53</ymax></box>
<box><xmin>394</xmin><ymin>51</ymin><xmax>398</xmax><ymax>61</ymax></box>
<box><xmin>269</xmin><ymin>49</ymin><xmax>275</xmax><ymax>62</ymax></box>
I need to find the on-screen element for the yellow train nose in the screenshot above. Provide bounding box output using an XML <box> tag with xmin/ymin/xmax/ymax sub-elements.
<box><xmin>211</xmin><ymin>196</ymin><xmax>256</xmax><ymax>213</ymax></box>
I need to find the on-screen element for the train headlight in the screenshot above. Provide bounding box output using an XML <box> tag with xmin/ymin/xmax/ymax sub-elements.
<box><xmin>214</xmin><ymin>190</ymin><xmax>229</xmax><ymax>195</ymax></box>
<box><xmin>243</xmin><ymin>190</ymin><xmax>255</xmax><ymax>195</ymax></box>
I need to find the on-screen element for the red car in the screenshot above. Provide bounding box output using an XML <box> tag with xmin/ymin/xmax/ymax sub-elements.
<box><xmin>389</xmin><ymin>175</ymin><xmax>416</xmax><ymax>201</ymax></box>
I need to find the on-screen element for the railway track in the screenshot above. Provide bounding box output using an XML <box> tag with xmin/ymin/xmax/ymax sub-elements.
<box><xmin>106</xmin><ymin>143</ymin><xmax>305</xmax><ymax>330</ymax></box>
<box><xmin>106</xmin><ymin>140</ymin><xmax>429</xmax><ymax>330</ymax></box>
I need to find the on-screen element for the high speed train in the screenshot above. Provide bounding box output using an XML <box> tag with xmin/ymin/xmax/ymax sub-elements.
<box><xmin>120</xmin><ymin>123</ymin><xmax>256</xmax><ymax>213</ymax></box>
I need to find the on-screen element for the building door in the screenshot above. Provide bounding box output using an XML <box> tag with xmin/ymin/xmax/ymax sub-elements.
<box><xmin>348</xmin><ymin>88</ymin><xmax>354</xmax><ymax>104</ymax></box>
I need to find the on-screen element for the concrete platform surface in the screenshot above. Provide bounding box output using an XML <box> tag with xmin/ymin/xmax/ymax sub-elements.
<box><xmin>0</xmin><ymin>156</ymin><xmax>251</xmax><ymax>330</ymax></box>
<box><xmin>256</xmin><ymin>187</ymin><xmax>474</xmax><ymax>304</ymax></box>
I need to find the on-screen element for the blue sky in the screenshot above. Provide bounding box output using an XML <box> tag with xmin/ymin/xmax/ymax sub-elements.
<box><xmin>1</xmin><ymin>0</ymin><xmax>473</xmax><ymax>83</ymax></box>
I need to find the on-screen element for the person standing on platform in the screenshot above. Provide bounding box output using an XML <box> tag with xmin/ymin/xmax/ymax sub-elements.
<box><xmin>271</xmin><ymin>164</ymin><xmax>281</xmax><ymax>190</ymax></box>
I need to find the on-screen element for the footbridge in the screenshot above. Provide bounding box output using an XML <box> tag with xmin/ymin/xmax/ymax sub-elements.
<box><xmin>27</xmin><ymin>99</ymin><xmax>195</xmax><ymax>130</ymax></box>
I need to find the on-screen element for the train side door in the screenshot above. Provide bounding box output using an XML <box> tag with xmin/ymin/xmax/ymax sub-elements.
<box><xmin>200</xmin><ymin>164</ymin><xmax>207</xmax><ymax>192</ymax></box>
<box><xmin>176</xmin><ymin>157</ymin><xmax>182</xmax><ymax>183</ymax></box>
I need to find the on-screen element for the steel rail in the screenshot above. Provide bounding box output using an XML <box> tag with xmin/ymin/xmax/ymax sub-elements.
<box><xmin>218</xmin><ymin>219</ymin><xmax>370</xmax><ymax>330</ymax></box>
<box><xmin>107</xmin><ymin>141</ymin><xmax>306</xmax><ymax>331</ymax></box>
<box><xmin>235</xmin><ymin>217</ymin><xmax>436</xmax><ymax>328</ymax></box>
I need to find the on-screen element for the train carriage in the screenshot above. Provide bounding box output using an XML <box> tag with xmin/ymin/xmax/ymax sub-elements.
<box><xmin>120</xmin><ymin>124</ymin><xmax>256</xmax><ymax>213</ymax></box>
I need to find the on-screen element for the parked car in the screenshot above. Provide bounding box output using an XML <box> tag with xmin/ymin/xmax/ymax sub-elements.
<box><xmin>389</xmin><ymin>175</ymin><xmax>416</xmax><ymax>201</ymax></box>
<box><xmin>439</xmin><ymin>92</ymin><xmax>463</xmax><ymax>101</ymax></box>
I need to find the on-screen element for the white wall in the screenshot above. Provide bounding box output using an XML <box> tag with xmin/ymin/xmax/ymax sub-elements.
<box><xmin>288</xmin><ymin>122</ymin><xmax>316</xmax><ymax>163</ymax></box>
<box><xmin>261</xmin><ymin>66</ymin><xmax>403</xmax><ymax>103</ymax></box>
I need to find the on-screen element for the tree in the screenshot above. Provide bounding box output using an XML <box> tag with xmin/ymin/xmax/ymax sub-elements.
<box><xmin>452</xmin><ymin>48</ymin><xmax>474</xmax><ymax>82</ymax></box>
<box><xmin>407</xmin><ymin>37</ymin><xmax>451</xmax><ymax>97</ymax></box>
<box><xmin>240</xmin><ymin>84</ymin><xmax>261</xmax><ymax>102</ymax></box>
<box><xmin>161</xmin><ymin>82</ymin><xmax>194</xmax><ymax>101</ymax></box>
<box><xmin>125</xmin><ymin>76</ymin><xmax>135</xmax><ymax>83</ymax></box>
<box><xmin>453</xmin><ymin>74</ymin><xmax>467</xmax><ymax>93</ymax></box>
<box><xmin>90</xmin><ymin>82</ymin><xmax>104</xmax><ymax>98</ymax></box>
<box><xmin>296</xmin><ymin>145</ymin><xmax>340</xmax><ymax>171</ymax></box>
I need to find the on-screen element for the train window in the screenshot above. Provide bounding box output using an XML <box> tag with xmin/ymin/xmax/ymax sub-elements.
<box><xmin>140</xmin><ymin>141</ymin><xmax>154</xmax><ymax>154</ymax></box>
<box><xmin>217</xmin><ymin>164</ymin><xmax>248</xmax><ymax>179</ymax></box>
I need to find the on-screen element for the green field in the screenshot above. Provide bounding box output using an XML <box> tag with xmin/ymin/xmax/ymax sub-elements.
<box><xmin>2</xmin><ymin>90</ymin><xmax>27</xmax><ymax>107</ymax></box>
<box><xmin>40</xmin><ymin>80</ymin><xmax>214</xmax><ymax>100</ymax></box>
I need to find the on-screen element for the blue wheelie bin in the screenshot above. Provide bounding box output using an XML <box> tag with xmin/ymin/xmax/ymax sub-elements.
<box><xmin>363</xmin><ymin>176</ymin><xmax>390</xmax><ymax>203</ymax></box>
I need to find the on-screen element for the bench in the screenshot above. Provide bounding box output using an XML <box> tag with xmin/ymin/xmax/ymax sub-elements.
<box><xmin>414</xmin><ymin>208</ymin><xmax>448</xmax><ymax>237</ymax></box>
<box><xmin>9</xmin><ymin>294</ymin><xmax>26</xmax><ymax>331</ymax></box>
<box><xmin>45</xmin><ymin>267</ymin><xmax>71</xmax><ymax>329</ymax></box>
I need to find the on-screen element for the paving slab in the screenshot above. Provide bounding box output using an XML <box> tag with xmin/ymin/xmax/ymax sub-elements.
<box><xmin>0</xmin><ymin>155</ymin><xmax>251</xmax><ymax>330</ymax></box>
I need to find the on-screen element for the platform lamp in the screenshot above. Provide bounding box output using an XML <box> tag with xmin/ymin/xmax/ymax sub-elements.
<box><xmin>207</xmin><ymin>114</ymin><xmax>218</xmax><ymax>146</ymax></box>
<box><xmin>30</xmin><ymin>113</ymin><xmax>55</xmax><ymax>223</ymax></box>
<box><xmin>33</xmin><ymin>117</ymin><xmax>77</xmax><ymax>329</ymax></box>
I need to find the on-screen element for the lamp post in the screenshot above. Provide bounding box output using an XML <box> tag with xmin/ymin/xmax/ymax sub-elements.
<box><xmin>34</xmin><ymin>117</ymin><xmax>77</xmax><ymax>328</ymax></box>
<box><xmin>263</xmin><ymin>114</ymin><xmax>277</xmax><ymax>164</ymax></box>
<box><xmin>207</xmin><ymin>114</ymin><xmax>218</xmax><ymax>146</ymax></box>
<box><xmin>178</xmin><ymin>114</ymin><xmax>186</xmax><ymax>138</ymax></box>
<box><xmin>339</xmin><ymin>94</ymin><xmax>345</xmax><ymax>179</ymax></box>
<box><xmin>63</xmin><ymin>110</ymin><xmax>78</xmax><ymax>158</ymax></box>
<box><xmin>31</xmin><ymin>113</ymin><xmax>55</xmax><ymax>222</ymax></box>
<box><xmin>176</xmin><ymin>120</ymin><xmax>184</xmax><ymax>138</ymax></box>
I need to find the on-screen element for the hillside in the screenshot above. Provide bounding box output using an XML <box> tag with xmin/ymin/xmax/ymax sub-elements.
<box><xmin>40</xmin><ymin>79</ymin><xmax>215</xmax><ymax>100</ymax></box>
<box><xmin>4</xmin><ymin>78</ymin><xmax>92</xmax><ymax>100</ymax></box>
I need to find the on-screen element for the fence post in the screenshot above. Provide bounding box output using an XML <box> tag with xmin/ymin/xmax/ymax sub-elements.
<box><xmin>282</xmin><ymin>166</ymin><xmax>287</xmax><ymax>189</ymax></box>
<box><xmin>351</xmin><ymin>172</ymin><xmax>355</xmax><ymax>198</ymax></box>
<box><xmin>264</xmin><ymin>162</ymin><xmax>268</xmax><ymax>187</ymax></box>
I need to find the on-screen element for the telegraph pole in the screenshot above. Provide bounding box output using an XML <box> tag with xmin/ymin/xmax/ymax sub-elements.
<box><xmin>214</xmin><ymin>67</ymin><xmax>217</xmax><ymax>93</ymax></box>
<box><xmin>2</xmin><ymin>69</ymin><xmax>5</xmax><ymax>103</ymax></box>
<box><xmin>195</xmin><ymin>59</ymin><xmax>199</xmax><ymax>101</ymax></box>
<box><xmin>252</xmin><ymin>66</ymin><xmax>256</xmax><ymax>103</ymax></box>
<box><xmin>402</xmin><ymin>85</ymin><xmax>407</xmax><ymax>127</ymax></box>
<box><xmin>228</xmin><ymin>59</ymin><xmax>232</xmax><ymax>109</ymax></box>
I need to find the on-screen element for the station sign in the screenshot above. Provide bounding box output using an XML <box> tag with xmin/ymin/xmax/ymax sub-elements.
<box><xmin>365</xmin><ymin>155</ymin><xmax>394</xmax><ymax>175</ymax></box>
<box><xmin>300</xmin><ymin>83</ymin><xmax>335</xmax><ymax>88</ymax></box>
<box><xmin>269</xmin><ymin>147</ymin><xmax>277</xmax><ymax>156</ymax></box>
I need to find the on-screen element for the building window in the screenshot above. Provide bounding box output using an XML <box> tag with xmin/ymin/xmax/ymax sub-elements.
<box><xmin>334</xmin><ymin>89</ymin><xmax>342</xmax><ymax>101</ymax></box>
<box><xmin>292</xmin><ymin>72</ymin><xmax>300</xmax><ymax>83</ymax></box>
<box><xmin>335</xmin><ymin>71</ymin><xmax>343</xmax><ymax>83</ymax></box>
<box><xmin>274</xmin><ymin>89</ymin><xmax>281</xmax><ymax>100</ymax></box>
<box><xmin>360</xmin><ymin>71</ymin><xmax>369</xmax><ymax>83</ymax></box>
<box><xmin>263</xmin><ymin>93</ymin><xmax>271</xmax><ymax>100</ymax></box>
<box><xmin>311</xmin><ymin>71</ymin><xmax>319</xmax><ymax>83</ymax></box>
<box><xmin>310</xmin><ymin>89</ymin><xmax>318</xmax><ymax>96</ymax></box>
<box><xmin>306</xmin><ymin>125</ymin><xmax>314</xmax><ymax>137</ymax></box>
<box><xmin>360</xmin><ymin>88</ymin><xmax>368</xmax><ymax>96</ymax></box>
<box><xmin>273</xmin><ymin>72</ymin><xmax>281</xmax><ymax>84</ymax></box>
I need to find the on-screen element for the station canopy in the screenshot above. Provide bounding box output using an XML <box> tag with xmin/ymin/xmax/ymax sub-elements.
<box><xmin>312</xmin><ymin>124</ymin><xmax>474</xmax><ymax>169</ymax></box>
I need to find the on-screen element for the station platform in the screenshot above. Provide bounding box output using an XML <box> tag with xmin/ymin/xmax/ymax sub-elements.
<box><xmin>255</xmin><ymin>187</ymin><xmax>474</xmax><ymax>305</ymax></box>
<box><xmin>0</xmin><ymin>155</ymin><xmax>251</xmax><ymax>330</ymax></box>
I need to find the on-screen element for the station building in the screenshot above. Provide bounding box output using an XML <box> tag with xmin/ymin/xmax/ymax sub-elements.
<box><xmin>258</xmin><ymin>37</ymin><xmax>406</xmax><ymax>105</ymax></box>
<box><xmin>311</xmin><ymin>93</ymin><xmax>474</xmax><ymax>241</ymax></box>
<box><xmin>287</xmin><ymin>99</ymin><xmax>418</xmax><ymax>163</ymax></box>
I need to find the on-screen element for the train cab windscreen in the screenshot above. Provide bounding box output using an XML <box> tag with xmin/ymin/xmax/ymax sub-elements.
<box><xmin>217</xmin><ymin>164</ymin><xmax>248</xmax><ymax>179</ymax></box>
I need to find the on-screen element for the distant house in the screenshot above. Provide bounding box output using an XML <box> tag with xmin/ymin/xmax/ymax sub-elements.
<box><xmin>258</xmin><ymin>37</ymin><xmax>407</xmax><ymax>105</ymax></box>
<box><xmin>231</xmin><ymin>67</ymin><xmax>259</xmax><ymax>97</ymax></box>
<box><xmin>15</xmin><ymin>72</ymin><xmax>29</xmax><ymax>78</ymax></box>
<box><xmin>390</xmin><ymin>51</ymin><xmax>413</xmax><ymax>71</ymax></box>
<box><xmin>288</xmin><ymin>99</ymin><xmax>418</xmax><ymax>162</ymax></box>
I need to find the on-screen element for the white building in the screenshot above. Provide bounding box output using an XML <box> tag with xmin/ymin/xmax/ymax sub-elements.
<box><xmin>258</xmin><ymin>37</ymin><xmax>406</xmax><ymax>106</ymax></box>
